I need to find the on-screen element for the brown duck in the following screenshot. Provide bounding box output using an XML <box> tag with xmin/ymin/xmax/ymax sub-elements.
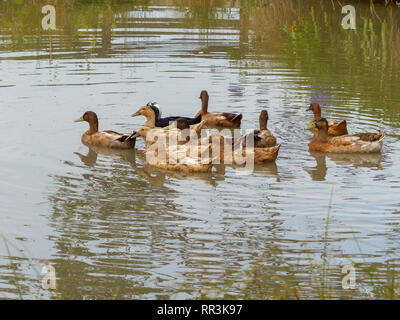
<box><xmin>242</xmin><ymin>110</ymin><xmax>277</xmax><ymax>148</ymax></box>
<box><xmin>75</xmin><ymin>111</ymin><xmax>136</xmax><ymax>149</ymax></box>
<box><xmin>198</xmin><ymin>90</ymin><xmax>242</xmax><ymax>128</ymax></box>
<box><xmin>307</xmin><ymin>117</ymin><xmax>384</xmax><ymax>153</ymax></box>
<box><xmin>309</xmin><ymin>102</ymin><xmax>348</xmax><ymax>136</ymax></box>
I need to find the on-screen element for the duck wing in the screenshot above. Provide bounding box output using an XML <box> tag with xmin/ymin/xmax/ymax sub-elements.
<box><xmin>222</xmin><ymin>112</ymin><xmax>243</xmax><ymax>123</ymax></box>
<box><xmin>328</xmin><ymin>120</ymin><xmax>348</xmax><ymax>136</ymax></box>
<box><xmin>155</xmin><ymin>114</ymin><xmax>202</xmax><ymax>128</ymax></box>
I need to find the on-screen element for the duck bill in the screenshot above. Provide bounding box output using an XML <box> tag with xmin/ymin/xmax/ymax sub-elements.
<box><xmin>131</xmin><ymin>110</ymin><xmax>141</xmax><ymax>117</ymax></box>
<box><xmin>74</xmin><ymin>116</ymin><xmax>84</xmax><ymax>122</ymax></box>
<box><xmin>307</xmin><ymin>123</ymin><xmax>316</xmax><ymax>130</ymax></box>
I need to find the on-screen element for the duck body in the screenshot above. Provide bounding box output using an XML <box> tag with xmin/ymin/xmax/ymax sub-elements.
<box><xmin>145</xmin><ymin>102</ymin><xmax>202</xmax><ymax>128</ymax></box>
<box><xmin>198</xmin><ymin>91</ymin><xmax>242</xmax><ymax>128</ymax></box>
<box><xmin>216</xmin><ymin>135</ymin><xmax>280</xmax><ymax>164</ymax></box>
<box><xmin>202</xmin><ymin>112</ymin><xmax>242</xmax><ymax>128</ymax></box>
<box><xmin>309</xmin><ymin>102</ymin><xmax>348</xmax><ymax>136</ymax></box>
<box><xmin>145</xmin><ymin>143</ymin><xmax>213</xmax><ymax>173</ymax></box>
<box><xmin>239</xmin><ymin>110</ymin><xmax>279</xmax><ymax>163</ymax></box>
<box><xmin>238</xmin><ymin>144</ymin><xmax>281</xmax><ymax>164</ymax></box>
<box><xmin>308</xmin><ymin>118</ymin><xmax>384</xmax><ymax>153</ymax></box>
<box><xmin>75</xmin><ymin>111</ymin><xmax>136</xmax><ymax>149</ymax></box>
<box><xmin>81</xmin><ymin>130</ymin><xmax>136</xmax><ymax>149</ymax></box>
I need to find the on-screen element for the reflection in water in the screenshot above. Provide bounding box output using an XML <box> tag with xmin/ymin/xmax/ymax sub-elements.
<box><xmin>75</xmin><ymin>145</ymin><xmax>136</xmax><ymax>167</ymax></box>
<box><xmin>306</xmin><ymin>151</ymin><xmax>383</xmax><ymax>181</ymax></box>
<box><xmin>327</xmin><ymin>153</ymin><xmax>383</xmax><ymax>170</ymax></box>
<box><xmin>306</xmin><ymin>151</ymin><xmax>328</xmax><ymax>182</ymax></box>
<box><xmin>136</xmin><ymin>151</ymin><xmax>223</xmax><ymax>188</ymax></box>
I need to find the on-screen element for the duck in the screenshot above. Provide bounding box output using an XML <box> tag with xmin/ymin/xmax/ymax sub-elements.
<box><xmin>133</xmin><ymin>102</ymin><xmax>202</xmax><ymax>128</ymax></box>
<box><xmin>218</xmin><ymin>110</ymin><xmax>279</xmax><ymax>164</ymax></box>
<box><xmin>212</xmin><ymin>111</ymin><xmax>280</xmax><ymax>165</ymax></box>
<box><xmin>75</xmin><ymin>111</ymin><xmax>137</xmax><ymax>149</ymax></box>
<box><xmin>308</xmin><ymin>102</ymin><xmax>348</xmax><ymax>136</ymax></box>
<box><xmin>242</xmin><ymin>110</ymin><xmax>276</xmax><ymax>148</ymax></box>
<box><xmin>197</xmin><ymin>90</ymin><xmax>242</xmax><ymax>128</ymax></box>
<box><xmin>307</xmin><ymin>117</ymin><xmax>385</xmax><ymax>153</ymax></box>
<box><xmin>214</xmin><ymin>134</ymin><xmax>280</xmax><ymax>164</ymax></box>
<box><xmin>144</xmin><ymin>141</ymin><xmax>214</xmax><ymax>173</ymax></box>
<box><xmin>132</xmin><ymin>105</ymin><xmax>206</xmax><ymax>148</ymax></box>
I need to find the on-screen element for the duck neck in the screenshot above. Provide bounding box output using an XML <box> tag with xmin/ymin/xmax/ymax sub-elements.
<box><xmin>144</xmin><ymin>113</ymin><xmax>156</xmax><ymax>128</ymax></box>
<box><xmin>315</xmin><ymin>128</ymin><xmax>329</xmax><ymax>142</ymax></box>
<box><xmin>201</xmin><ymin>96</ymin><xmax>209</xmax><ymax>115</ymax></box>
<box><xmin>87</xmin><ymin>117</ymin><xmax>99</xmax><ymax>134</ymax></box>
<box><xmin>259</xmin><ymin>118</ymin><xmax>267</xmax><ymax>131</ymax></box>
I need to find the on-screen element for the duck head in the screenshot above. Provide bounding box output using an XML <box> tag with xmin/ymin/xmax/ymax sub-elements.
<box><xmin>309</xmin><ymin>102</ymin><xmax>322</xmax><ymax>117</ymax></box>
<box><xmin>307</xmin><ymin>117</ymin><xmax>329</xmax><ymax>141</ymax></box>
<box><xmin>131</xmin><ymin>105</ymin><xmax>155</xmax><ymax>118</ymax></box>
<box><xmin>131</xmin><ymin>105</ymin><xmax>156</xmax><ymax>127</ymax></box>
<box><xmin>75</xmin><ymin>111</ymin><xmax>99</xmax><ymax>132</ymax></box>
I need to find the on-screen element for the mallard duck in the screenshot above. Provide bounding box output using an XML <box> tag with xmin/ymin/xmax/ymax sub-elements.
<box><xmin>242</xmin><ymin>110</ymin><xmax>276</xmax><ymax>148</ymax></box>
<box><xmin>307</xmin><ymin>117</ymin><xmax>385</xmax><ymax>153</ymax></box>
<box><xmin>308</xmin><ymin>102</ymin><xmax>348</xmax><ymax>136</ymax></box>
<box><xmin>198</xmin><ymin>90</ymin><xmax>242</xmax><ymax>128</ymax></box>
<box><xmin>75</xmin><ymin>111</ymin><xmax>137</xmax><ymax>149</ymax></box>
<box><xmin>132</xmin><ymin>102</ymin><xmax>202</xmax><ymax>128</ymax></box>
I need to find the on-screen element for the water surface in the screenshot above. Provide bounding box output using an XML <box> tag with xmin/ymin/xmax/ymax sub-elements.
<box><xmin>0</xmin><ymin>0</ymin><xmax>400</xmax><ymax>299</ymax></box>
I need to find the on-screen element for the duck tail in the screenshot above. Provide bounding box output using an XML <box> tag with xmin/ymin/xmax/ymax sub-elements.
<box><xmin>193</xmin><ymin>113</ymin><xmax>202</xmax><ymax>124</ymax></box>
<box><xmin>232</xmin><ymin>113</ymin><xmax>243</xmax><ymax>123</ymax></box>
<box><xmin>378</xmin><ymin>131</ymin><xmax>385</xmax><ymax>142</ymax></box>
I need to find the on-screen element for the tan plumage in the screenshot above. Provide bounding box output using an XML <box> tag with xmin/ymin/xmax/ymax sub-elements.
<box><xmin>75</xmin><ymin>111</ymin><xmax>136</xmax><ymax>149</ymax></box>
<box><xmin>144</xmin><ymin>142</ymin><xmax>213</xmax><ymax>173</ymax></box>
<box><xmin>198</xmin><ymin>90</ymin><xmax>242</xmax><ymax>128</ymax></box>
<box><xmin>309</xmin><ymin>102</ymin><xmax>348</xmax><ymax>136</ymax></box>
<box><xmin>308</xmin><ymin>118</ymin><xmax>384</xmax><ymax>153</ymax></box>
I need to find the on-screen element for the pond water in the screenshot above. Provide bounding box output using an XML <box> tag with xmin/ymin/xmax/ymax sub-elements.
<box><xmin>0</xmin><ymin>0</ymin><xmax>399</xmax><ymax>299</ymax></box>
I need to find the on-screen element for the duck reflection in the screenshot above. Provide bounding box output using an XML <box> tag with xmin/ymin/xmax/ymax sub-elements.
<box><xmin>306</xmin><ymin>151</ymin><xmax>328</xmax><ymax>181</ymax></box>
<box><xmin>74</xmin><ymin>144</ymin><xmax>136</xmax><ymax>167</ymax></box>
<box><xmin>229</xmin><ymin>161</ymin><xmax>280</xmax><ymax>181</ymax></box>
<box><xmin>136</xmin><ymin>151</ymin><xmax>224</xmax><ymax>187</ymax></box>
<box><xmin>327</xmin><ymin>152</ymin><xmax>382</xmax><ymax>169</ymax></box>
<box><xmin>48</xmin><ymin>149</ymin><xmax>181</xmax><ymax>299</ymax></box>
<box><xmin>306</xmin><ymin>151</ymin><xmax>383</xmax><ymax>181</ymax></box>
